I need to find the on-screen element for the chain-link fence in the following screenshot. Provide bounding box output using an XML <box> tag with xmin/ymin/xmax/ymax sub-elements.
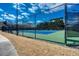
<box><xmin>0</xmin><ymin>3</ymin><xmax>79</xmax><ymax>46</ymax></box>
<box><xmin>65</xmin><ymin>4</ymin><xmax>79</xmax><ymax>46</ymax></box>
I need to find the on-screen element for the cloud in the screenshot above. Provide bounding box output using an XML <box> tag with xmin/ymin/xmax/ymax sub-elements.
<box><xmin>2</xmin><ymin>13</ymin><xmax>25</xmax><ymax>20</ymax></box>
<box><xmin>30</xmin><ymin>3</ymin><xmax>38</xmax><ymax>6</ymax></box>
<box><xmin>2</xmin><ymin>13</ymin><xmax>24</xmax><ymax>20</ymax></box>
<box><xmin>67</xmin><ymin>5</ymin><xmax>72</xmax><ymax>8</ymax></box>
<box><xmin>13</xmin><ymin>3</ymin><xmax>64</xmax><ymax>14</ymax></box>
<box><xmin>19</xmin><ymin>3</ymin><xmax>26</xmax><ymax>7</ymax></box>
<box><xmin>38</xmin><ymin>3</ymin><xmax>55</xmax><ymax>9</ymax></box>
<box><xmin>67</xmin><ymin>20</ymin><xmax>78</xmax><ymax>25</ymax></box>
<box><xmin>21</xmin><ymin>12</ymin><xmax>30</xmax><ymax>19</ymax></box>
<box><xmin>29</xmin><ymin>3</ymin><xmax>64</xmax><ymax>14</ymax></box>
<box><xmin>21</xmin><ymin>12</ymin><xmax>30</xmax><ymax>16</ymax></box>
<box><xmin>8</xmin><ymin>14</ymin><xmax>16</xmax><ymax>19</ymax></box>
<box><xmin>0</xmin><ymin>8</ymin><xmax>4</xmax><ymax>12</ymax></box>
<box><xmin>0</xmin><ymin>17</ymin><xmax>3</xmax><ymax>21</ymax></box>
<box><xmin>27</xmin><ymin>21</ymin><xmax>34</xmax><ymax>23</ymax></box>
<box><xmin>28</xmin><ymin>6</ymin><xmax>38</xmax><ymax>13</ymax></box>
<box><xmin>36</xmin><ymin>20</ymin><xmax>43</xmax><ymax>23</ymax></box>
<box><xmin>12</xmin><ymin>3</ymin><xmax>73</xmax><ymax>14</ymax></box>
<box><xmin>1</xmin><ymin>13</ymin><xmax>16</xmax><ymax>20</ymax></box>
<box><xmin>13</xmin><ymin>3</ymin><xmax>25</xmax><ymax>12</ymax></box>
<box><xmin>12</xmin><ymin>3</ymin><xmax>30</xmax><ymax>19</ymax></box>
<box><xmin>28</xmin><ymin>8</ymin><xmax>35</xmax><ymax>13</ymax></box>
<box><xmin>39</xmin><ymin>3</ymin><xmax>64</xmax><ymax>13</ymax></box>
<box><xmin>0</xmin><ymin>18</ymin><xmax>2</xmax><ymax>19</ymax></box>
<box><xmin>13</xmin><ymin>3</ymin><xmax>27</xmax><ymax>12</ymax></box>
<box><xmin>18</xmin><ymin>15</ymin><xmax>24</xmax><ymax>19</ymax></box>
<box><xmin>18</xmin><ymin>22</ymin><xmax>22</xmax><ymax>24</ymax></box>
<box><xmin>40</xmin><ymin>3</ymin><xmax>74</xmax><ymax>14</ymax></box>
<box><xmin>28</xmin><ymin>3</ymin><xmax>39</xmax><ymax>13</ymax></box>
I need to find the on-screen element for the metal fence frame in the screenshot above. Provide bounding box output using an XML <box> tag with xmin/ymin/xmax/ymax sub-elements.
<box><xmin>0</xmin><ymin>3</ymin><xmax>79</xmax><ymax>46</ymax></box>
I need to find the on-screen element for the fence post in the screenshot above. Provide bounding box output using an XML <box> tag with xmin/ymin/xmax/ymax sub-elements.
<box><xmin>64</xmin><ymin>3</ymin><xmax>67</xmax><ymax>45</ymax></box>
<box><xmin>16</xmin><ymin>3</ymin><xmax>19</xmax><ymax>35</ymax></box>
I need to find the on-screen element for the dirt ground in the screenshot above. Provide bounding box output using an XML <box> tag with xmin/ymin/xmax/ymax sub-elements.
<box><xmin>0</xmin><ymin>31</ymin><xmax>79</xmax><ymax>56</ymax></box>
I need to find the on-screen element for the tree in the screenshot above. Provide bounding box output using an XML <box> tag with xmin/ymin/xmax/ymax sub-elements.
<box><xmin>36</xmin><ymin>18</ymin><xmax>64</xmax><ymax>30</ymax></box>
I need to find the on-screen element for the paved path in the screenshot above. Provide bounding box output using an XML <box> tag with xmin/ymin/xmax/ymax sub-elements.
<box><xmin>0</xmin><ymin>34</ymin><xmax>17</xmax><ymax>56</ymax></box>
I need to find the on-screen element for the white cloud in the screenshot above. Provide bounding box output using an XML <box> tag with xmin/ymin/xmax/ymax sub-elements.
<box><xmin>13</xmin><ymin>3</ymin><xmax>17</xmax><ymax>8</ymax></box>
<box><xmin>1</xmin><ymin>13</ymin><xmax>16</xmax><ymax>20</ymax></box>
<box><xmin>0</xmin><ymin>17</ymin><xmax>3</xmax><ymax>21</ymax></box>
<box><xmin>13</xmin><ymin>3</ymin><xmax>24</xmax><ymax>12</ymax></box>
<box><xmin>38</xmin><ymin>3</ymin><xmax>60</xmax><ymax>10</ymax></box>
<box><xmin>30</xmin><ymin>3</ymin><xmax>38</xmax><ymax>6</ymax></box>
<box><xmin>12</xmin><ymin>3</ymin><xmax>73</xmax><ymax>14</ymax></box>
<box><xmin>5</xmin><ymin>16</ymin><xmax>14</xmax><ymax>20</ymax></box>
<box><xmin>0</xmin><ymin>18</ymin><xmax>2</xmax><ymax>19</ymax></box>
<box><xmin>2</xmin><ymin>13</ymin><xmax>25</xmax><ymax>20</ymax></box>
<box><xmin>13</xmin><ymin>3</ymin><xmax>27</xmax><ymax>13</ymax></box>
<box><xmin>28</xmin><ymin>8</ymin><xmax>35</xmax><ymax>13</ymax></box>
<box><xmin>39</xmin><ymin>3</ymin><xmax>65</xmax><ymax>14</ymax></box>
<box><xmin>18</xmin><ymin>22</ymin><xmax>22</xmax><ymax>24</ymax></box>
<box><xmin>41</xmin><ymin>3</ymin><xmax>74</xmax><ymax>14</ymax></box>
<box><xmin>0</xmin><ymin>8</ymin><xmax>4</xmax><ymax>12</ymax></box>
<box><xmin>20</xmin><ymin>3</ymin><xmax>26</xmax><ymax>6</ymax></box>
<box><xmin>13</xmin><ymin>3</ymin><xmax>64</xmax><ymax>14</ymax></box>
<box><xmin>18</xmin><ymin>15</ymin><xmax>24</xmax><ymax>19</ymax></box>
<box><xmin>27</xmin><ymin>21</ymin><xmax>34</xmax><ymax>23</ymax></box>
<box><xmin>67</xmin><ymin>20</ymin><xmax>78</xmax><ymax>25</ymax></box>
<box><xmin>36</xmin><ymin>20</ymin><xmax>42</xmax><ymax>23</ymax></box>
<box><xmin>28</xmin><ymin>6</ymin><xmax>38</xmax><ymax>13</ymax></box>
<box><xmin>32</xmin><ymin>6</ymin><xmax>38</xmax><ymax>10</ymax></box>
<box><xmin>67</xmin><ymin>5</ymin><xmax>72</xmax><ymax>8</ymax></box>
<box><xmin>21</xmin><ymin>12</ymin><xmax>30</xmax><ymax>19</ymax></box>
<box><xmin>29</xmin><ymin>3</ymin><xmax>64</xmax><ymax>14</ymax></box>
<box><xmin>8</xmin><ymin>14</ymin><xmax>16</xmax><ymax>19</ymax></box>
<box><xmin>21</xmin><ymin>12</ymin><xmax>30</xmax><ymax>16</ymax></box>
<box><xmin>28</xmin><ymin>4</ymin><xmax>39</xmax><ymax>13</ymax></box>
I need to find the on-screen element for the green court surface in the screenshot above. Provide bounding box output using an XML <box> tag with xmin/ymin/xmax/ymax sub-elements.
<box><xmin>13</xmin><ymin>30</ymin><xmax>79</xmax><ymax>45</ymax></box>
<box><xmin>22</xmin><ymin>30</ymin><xmax>65</xmax><ymax>44</ymax></box>
<box><xmin>67</xmin><ymin>37</ymin><xmax>79</xmax><ymax>45</ymax></box>
<box><xmin>66</xmin><ymin>30</ymin><xmax>79</xmax><ymax>45</ymax></box>
<box><xmin>67</xmin><ymin>30</ymin><xmax>79</xmax><ymax>37</ymax></box>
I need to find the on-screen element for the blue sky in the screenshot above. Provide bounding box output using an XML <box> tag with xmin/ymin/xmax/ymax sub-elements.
<box><xmin>0</xmin><ymin>3</ymin><xmax>79</xmax><ymax>24</ymax></box>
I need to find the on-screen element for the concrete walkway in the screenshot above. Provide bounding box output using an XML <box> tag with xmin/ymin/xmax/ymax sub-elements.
<box><xmin>0</xmin><ymin>34</ymin><xmax>17</xmax><ymax>56</ymax></box>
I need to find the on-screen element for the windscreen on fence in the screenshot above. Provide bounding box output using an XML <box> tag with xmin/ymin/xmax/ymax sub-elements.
<box><xmin>35</xmin><ymin>4</ymin><xmax>65</xmax><ymax>44</ymax></box>
<box><xmin>0</xmin><ymin>3</ymin><xmax>79</xmax><ymax>45</ymax></box>
<box><xmin>66</xmin><ymin>4</ymin><xmax>79</xmax><ymax>45</ymax></box>
<box><xmin>0</xmin><ymin>3</ymin><xmax>65</xmax><ymax>44</ymax></box>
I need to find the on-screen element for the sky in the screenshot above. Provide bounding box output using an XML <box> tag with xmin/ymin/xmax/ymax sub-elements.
<box><xmin>0</xmin><ymin>3</ymin><xmax>79</xmax><ymax>24</ymax></box>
